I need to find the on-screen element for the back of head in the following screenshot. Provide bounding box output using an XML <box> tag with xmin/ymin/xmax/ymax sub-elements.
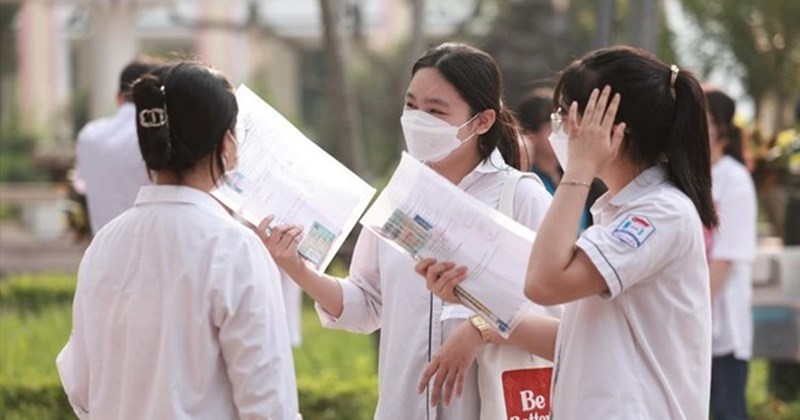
<box><xmin>554</xmin><ymin>46</ymin><xmax>717</xmax><ymax>228</ymax></box>
<box><xmin>412</xmin><ymin>42</ymin><xmax>522</xmax><ymax>169</ymax></box>
<box><xmin>131</xmin><ymin>62</ymin><xmax>238</xmax><ymax>183</ymax></box>
<box><xmin>119</xmin><ymin>58</ymin><xmax>159</xmax><ymax>100</ymax></box>
<box><xmin>517</xmin><ymin>88</ymin><xmax>555</xmax><ymax>134</ymax></box>
<box><xmin>705</xmin><ymin>89</ymin><xmax>744</xmax><ymax>164</ymax></box>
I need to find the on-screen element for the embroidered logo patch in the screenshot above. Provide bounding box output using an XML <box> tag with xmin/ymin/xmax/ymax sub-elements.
<box><xmin>612</xmin><ymin>214</ymin><xmax>655</xmax><ymax>248</ymax></box>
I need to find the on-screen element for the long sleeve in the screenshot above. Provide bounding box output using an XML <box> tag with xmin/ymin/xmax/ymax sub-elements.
<box><xmin>315</xmin><ymin>228</ymin><xmax>384</xmax><ymax>333</ymax></box>
<box><xmin>211</xmin><ymin>235</ymin><xmax>299</xmax><ymax>420</ymax></box>
<box><xmin>56</xmin><ymin>263</ymin><xmax>91</xmax><ymax>419</ymax></box>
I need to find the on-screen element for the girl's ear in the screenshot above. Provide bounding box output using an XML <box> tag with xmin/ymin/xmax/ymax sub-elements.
<box><xmin>474</xmin><ymin>109</ymin><xmax>497</xmax><ymax>136</ymax></box>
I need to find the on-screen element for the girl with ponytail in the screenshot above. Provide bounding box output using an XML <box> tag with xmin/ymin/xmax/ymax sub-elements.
<box><xmin>422</xmin><ymin>46</ymin><xmax>717</xmax><ymax>419</ymax></box>
<box><xmin>57</xmin><ymin>62</ymin><xmax>299</xmax><ymax>419</ymax></box>
<box><xmin>260</xmin><ymin>42</ymin><xmax>558</xmax><ymax>419</ymax></box>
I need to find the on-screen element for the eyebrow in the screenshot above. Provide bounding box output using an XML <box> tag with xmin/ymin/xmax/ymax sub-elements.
<box><xmin>405</xmin><ymin>91</ymin><xmax>450</xmax><ymax>108</ymax></box>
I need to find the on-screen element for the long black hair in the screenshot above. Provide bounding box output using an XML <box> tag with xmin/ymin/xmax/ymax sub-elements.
<box><xmin>705</xmin><ymin>89</ymin><xmax>744</xmax><ymax>164</ymax></box>
<box><xmin>554</xmin><ymin>46</ymin><xmax>718</xmax><ymax>228</ymax></box>
<box><xmin>131</xmin><ymin>62</ymin><xmax>238</xmax><ymax>184</ymax></box>
<box><xmin>412</xmin><ymin>43</ymin><xmax>522</xmax><ymax>170</ymax></box>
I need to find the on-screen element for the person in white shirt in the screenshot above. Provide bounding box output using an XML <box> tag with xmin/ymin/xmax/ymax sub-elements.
<box><xmin>75</xmin><ymin>59</ymin><xmax>156</xmax><ymax>234</ymax></box>
<box><xmin>421</xmin><ymin>46</ymin><xmax>717</xmax><ymax>419</ymax></box>
<box><xmin>56</xmin><ymin>62</ymin><xmax>299</xmax><ymax>420</ymax></box>
<box><xmin>259</xmin><ymin>43</ymin><xmax>557</xmax><ymax>420</ymax></box>
<box><xmin>705</xmin><ymin>88</ymin><xmax>757</xmax><ymax>420</ymax></box>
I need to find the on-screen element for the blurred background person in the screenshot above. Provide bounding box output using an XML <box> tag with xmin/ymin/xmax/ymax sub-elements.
<box><xmin>74</xmin><ymin>58</ymin><xmax>157</xmax><ymax>235</ymax></box>
<box><xmin>705</xmin><ymin>88</ymin><xmax>758</xmax><ymax>420</ymax></box>
<box><xmin>516</xmin><ymin>88</ymin><xmax>606</xmax><ymax>231</ymax></box>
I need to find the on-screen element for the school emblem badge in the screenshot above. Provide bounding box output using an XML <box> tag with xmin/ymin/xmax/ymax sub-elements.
<box><xmin>612</xmin><ymin>214</ymin><xmax>655</xmax><ymax>248</ymax></box>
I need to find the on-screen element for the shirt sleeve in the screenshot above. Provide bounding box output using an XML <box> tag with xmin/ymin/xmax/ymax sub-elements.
<box><xmin>211</xmin><ymin>233</ymin><xmax>298</xmax><ymax>420</ymax></box>
<box><xmin>315</xmin><ymin>228</ymin><xmax>384</xmax><ymax>334</ymax></box>
<box><xmin>575</xmin><ymin>201</ymin><xmax>687</xmax><ymax>299</ymax></box>
<box><xmin>710</xmin><ymin>173</ymin><xmax>757</xmax><ymax>263</ymax></box>
<box><xmin>56</xmin><ymin>261</ymin><xmax>91</xmax><ymax>419</ymax></box>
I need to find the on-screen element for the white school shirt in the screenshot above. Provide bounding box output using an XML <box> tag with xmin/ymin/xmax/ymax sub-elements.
<box><xmin>710</xmin><ymin>156</ymin><xmax>757</xmax><ymax>360</ymax></box>
<box><xmin>56</xmin><ymin>185</ymin><xmax>299</xmax><ymax>420</ymax></box>
<box><xmin>75</xmin><ymin>102</ymin><xmax>151</xmax><ymax>233</ymax></box>
<box><xmin>316</xmin><ymin>149</ymin><xmax>559</xmax><ymax>420</ymax></box>
<box><xmin>553</xmin><ymin>166</ymin><xmax>711</xmax><ymax>420</ymax></box>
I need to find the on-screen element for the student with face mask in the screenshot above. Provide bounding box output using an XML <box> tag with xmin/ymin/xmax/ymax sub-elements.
<box><xmin>56</xmin><ymin>62</ymin><xmax>299</xmax><ymax>420</ymax></box>
<box><xmin>421</xmin><ymin>46</ymin><xmax>717</xmax><ymax>419</ymax></box>
<box><xmin>260</xmin><ymin>43</ymin><xmax>557</xmax><ymax>420</ymax></box>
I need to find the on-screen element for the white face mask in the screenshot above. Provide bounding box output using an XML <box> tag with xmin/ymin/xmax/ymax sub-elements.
<box><xmin>400</xmin><ymin>109</ymin><xmax>478</xmax><ymax>162</ymax></box>
<box><xmin>548</xmin><ymin>125</ymin><xmax>569</xmax><ymax>170</ymax></box>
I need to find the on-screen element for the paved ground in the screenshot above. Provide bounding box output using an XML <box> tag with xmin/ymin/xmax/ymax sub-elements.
<box><xmin>0</xmin><ymin>220</ymin><xmax>87</xmax><ymax>276</ymax></box>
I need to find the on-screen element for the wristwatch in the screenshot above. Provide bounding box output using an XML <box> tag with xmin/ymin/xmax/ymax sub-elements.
<box><xmin>469</xmin><ymin>315</ymin><xmax>492</xmax><ymax>343</ymax></box>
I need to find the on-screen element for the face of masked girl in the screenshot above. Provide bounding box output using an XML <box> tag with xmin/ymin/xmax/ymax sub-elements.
<box><xmin>400</xmin><ymin>68</ymin><xmax>479</xmax><ymax>163</ymax></box>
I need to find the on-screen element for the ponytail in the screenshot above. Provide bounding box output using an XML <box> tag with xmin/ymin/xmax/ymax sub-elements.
<box><xmin>132</xmin><ymin>74</ymin><xmax>172</xmax><ymax>173</ymax></box>
<box><xmin>667</xmin><ymin>71</ymin><xmax>718</xmax><ymax>228</ymax></box>
<box><xmin>481</xmin><ymin>106</ymin><xmax>522</xmax><ymax>170</ymax></box>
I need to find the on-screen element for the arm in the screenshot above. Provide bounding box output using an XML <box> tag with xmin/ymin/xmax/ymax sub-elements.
<box><xmin>709</xmin><ymin>260</ymin><xmax>732</xmax><ymax>299</ymax></box>
<box><xmin>214</xmin><ymin>237</ymin><xmax>298</xmax><ymax>420</ymax></box>
<box><xmin>256</xmin><ymin>217</ymin><xmax>344</xmax><ymax>317</ymax></box>
<box><xmin>56</xmin><ymin>265</ymin><xmax>91</xmax><ymax>419</ymax></box>
<box><xmin>526</xmin><ymin>86</ymin><xmax>626</xmax><ymax>305</ymax></box>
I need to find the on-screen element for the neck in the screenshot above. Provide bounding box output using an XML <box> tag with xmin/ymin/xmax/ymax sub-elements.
<box><xmin>534</xmin><ymin>155</ymin><xmax>560</xmax><ymax>178</ymax></box>
<box><xmin>429</xmin><ymin>148</ymin><xmax>483</xmax><ymax>185</ymax></box>
<box><xmin>155</xmin><ymin>167</ymin><xmax>218</xmax><ymax>192</ymax></box>
<box><xmin>599</xmin><ymin>159</ymin><xmax>640</xmax><ymax>195</ymax></box>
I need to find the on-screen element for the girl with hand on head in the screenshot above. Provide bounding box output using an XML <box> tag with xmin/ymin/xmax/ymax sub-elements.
<box><xmin>57</xmin><ymin>62</ymin><xmax>299</xmax><ymax>420</ymax></box>
<box><xmin>259</xmin><ymin>42</ymin><xmax>558</xmax><ymax>420</ymax></box>
<box><xmin>421</xmin><ymin>46</ymin><xmax>717</xmax><ymax>419</ymax></box>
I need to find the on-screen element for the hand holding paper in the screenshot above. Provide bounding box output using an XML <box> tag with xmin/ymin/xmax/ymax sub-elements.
<box><xmin>415</xmin><ymin>258</ymin><xmax>467</xmax><ymax>304</ymax></box>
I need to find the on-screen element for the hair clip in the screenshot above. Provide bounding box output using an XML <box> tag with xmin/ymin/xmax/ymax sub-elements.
<box><xmin>139</xmin><ymin>108</ymin><xmax>168</xmax><ymax>128</ymax></box>
<box><xmin>669</xmin><ymin>64</ymin><xmax>680</xmax><ymax>99</ymax></box>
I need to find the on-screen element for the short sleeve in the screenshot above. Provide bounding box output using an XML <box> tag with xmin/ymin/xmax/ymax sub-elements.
<box><xmin>575</xmin><ymin>203</ymin><xmax>687</xmax><ymax>299</ymax></box>
<box><xmin>710</xmin><ymin>175</ymin><xmax>757</xmax><ymax>263</ymax></box>
<box><xmin>512</xmin><ymin>176</ymin><xmax>553</xmax><ymax>231</ymax></box>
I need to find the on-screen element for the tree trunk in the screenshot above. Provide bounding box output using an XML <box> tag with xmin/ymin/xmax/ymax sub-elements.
<box><xmin>319</xmin><ymin>0</ymin><xmax>367</xmax><ymax>177</ymax></box>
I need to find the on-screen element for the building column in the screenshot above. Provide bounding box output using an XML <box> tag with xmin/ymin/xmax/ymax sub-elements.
<box><xmin>88</xmin><ymin>2</ymin><xmax>138</xmax><ymax>119</ymax></box>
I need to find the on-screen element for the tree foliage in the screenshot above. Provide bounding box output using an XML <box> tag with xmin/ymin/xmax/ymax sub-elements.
<box><xmin>680</xmin><ymin>0</ymin><xmax>800</xmax><ymax>120</ymax></box>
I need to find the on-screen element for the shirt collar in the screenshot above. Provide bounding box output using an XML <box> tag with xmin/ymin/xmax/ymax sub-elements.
<box><xmin>458</xmin><ymin>148</ymin><xmax>510</xmax><ymax>188</ymax></box>
<box><xmin>594</xmin><ymin>165</ymin><xmax>669</xmax><ymax>209</ymax></box>
<box><xmin>135</xmin><ymin>185</ymin><xmax>232</xmax><ymax>219</ymax></box>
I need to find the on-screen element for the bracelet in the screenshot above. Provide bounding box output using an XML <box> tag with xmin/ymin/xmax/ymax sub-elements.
<box><xmin>560</xmin><ymin>179</ymin><xmax>592</xmax><ymax>187</ymax></box>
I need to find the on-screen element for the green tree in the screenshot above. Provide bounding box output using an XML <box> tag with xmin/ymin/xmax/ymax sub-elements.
<box><xmin>680</xmin><ymin>0</ymin><xmax>800</xmax><ymax>125</ymax></box>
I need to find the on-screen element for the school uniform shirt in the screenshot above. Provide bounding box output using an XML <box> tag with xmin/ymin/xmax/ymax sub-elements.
<box><xmin>316</xmin><ymin>149</ymin><xmax>559</xmax><ymax>420</ymax></box>
<box><xmin>710</xmin><ymin>156</ymin><xmax>757</xmax><ymax>360</ymax></box>
<box><xmin>56</xmin><ymin>185</ymin><xmax>299</xmax><ymax>420</ymax></box>
<box><xmin>554</xmin><ymin>165</ymin><xmax>711</xmax><ymax>420</ymax></box>
<box><xmin>75</xmin><ymin>102</ymin><xmax>151</xmax><ymax>233</ymax></box>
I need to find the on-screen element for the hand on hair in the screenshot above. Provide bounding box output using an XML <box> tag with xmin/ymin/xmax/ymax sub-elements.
<box><xmin>415</xmin><ymin>258</ymin><xmax>468</xmax><ymax>304</ymax></box>
<box><xmin>566</xmin><ymin>85</ymin><xmax>627</xmax><ymax>178</ymax></box>
<box><xmin>256</xmin><ymin>216</ymin><xmax>306</xmax><ymax>278</ymax></box>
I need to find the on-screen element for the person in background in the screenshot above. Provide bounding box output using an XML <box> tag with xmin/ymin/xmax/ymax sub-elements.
<box><xmin>516</xmin><ymin>88</ymin><xmax>605</xmax><ymax>230</ymax></box>
<box><xmin>57</xmin><ymin>62</ymin><xmax>299</xmax><ymax>420</ymax></box>
<box><xmin>705</xmin><ymin>88</ymin><xmax>757</xmax><ymax>420</ymax></box>
<box><xmin>74</xmin><ymin>58</ymin><xmax>156</xmax><ymax>234</ymax></box>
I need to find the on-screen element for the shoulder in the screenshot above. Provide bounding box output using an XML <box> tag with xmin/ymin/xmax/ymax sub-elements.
<box><xmin>619</xmin><ymin>184</ymin><xmax>701</xmax><ymax>244</ymax></box>
<box><xmin>77</xmin><ymin>117</ymin><xmax>113</xmax><ymax>144</ymax></box>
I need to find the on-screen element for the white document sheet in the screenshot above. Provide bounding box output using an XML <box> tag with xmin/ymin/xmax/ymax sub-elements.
<box><xmin>360</xmin><ymin>153</ymin><xmax>536</xmax><ymax>337</ymax></box>
<box><xmin>212</xmin><ymin>85</ymin><xmax>376</xmax><ymax>272</ymax></box>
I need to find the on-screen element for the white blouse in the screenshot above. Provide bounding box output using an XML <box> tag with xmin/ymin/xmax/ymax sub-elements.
<box><xmin>57</xmin><ymin>185</ymin><xmax>299</xmax><ymax>420</ymax></box>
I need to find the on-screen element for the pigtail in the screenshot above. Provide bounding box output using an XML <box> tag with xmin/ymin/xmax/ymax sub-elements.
<box><xmin>667</xmin><ymin>70</ymin><xmax>718</xmax><ymax>228</ymax></box>
<box><xmin>132</xmin><ymin>74</ymin><xmax>172</xmax><ymax>172</ymax></box>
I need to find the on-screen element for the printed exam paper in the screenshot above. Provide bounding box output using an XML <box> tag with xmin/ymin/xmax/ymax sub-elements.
<box><xmin>213</xmin><ymin>85</ymin><xmax>376</xmax><ymax>272</ymax></box>
<box><xmin>360</xmin><ymin>153</ymin><xmax>535</xmax><ymax>337</ymax></box>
